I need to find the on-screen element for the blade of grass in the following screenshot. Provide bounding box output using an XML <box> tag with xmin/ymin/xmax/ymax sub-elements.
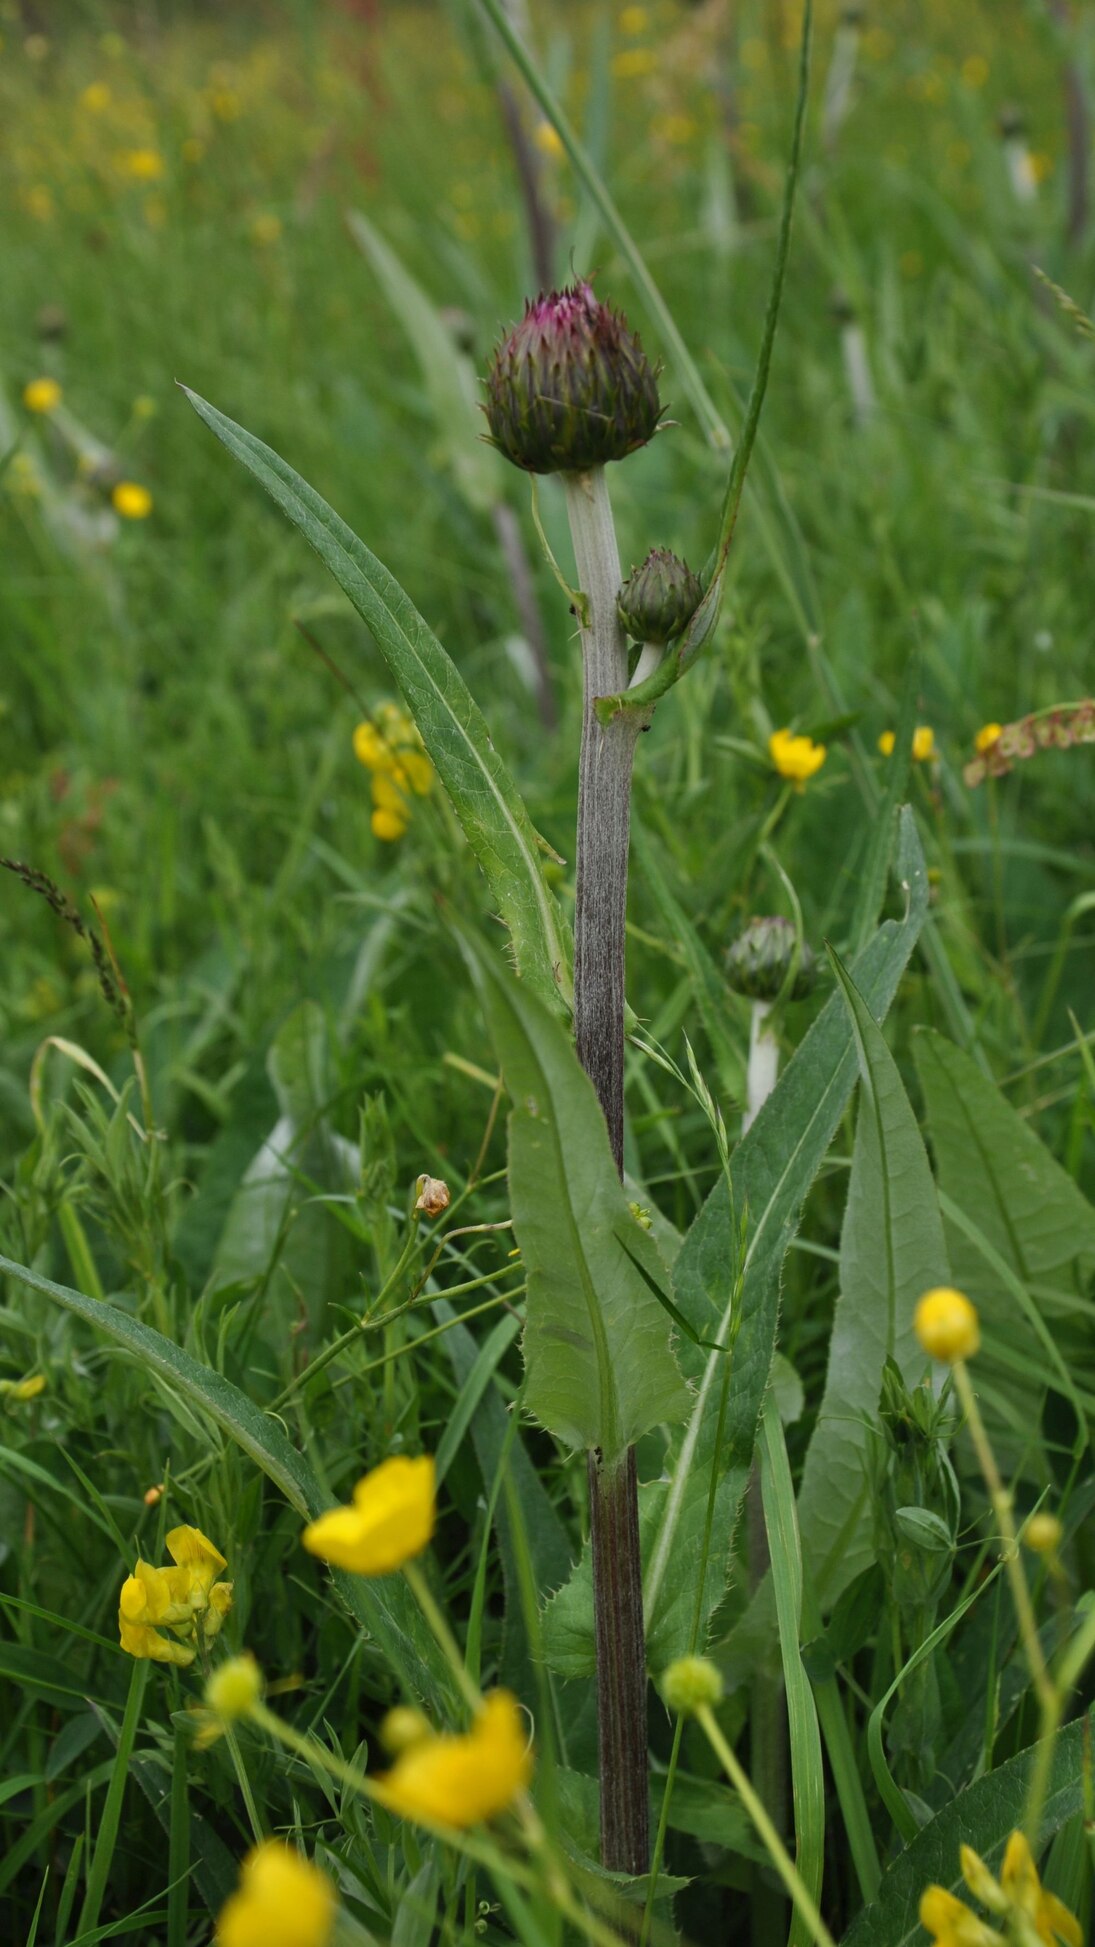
<box><xmin>760</xmin><ymin>1395</ymin><xmax>826</xmax><ymax>1947</ymax></box>
<box><xmin>77</xmin><ymin>1656</ymin><xmax>148</xmax><ymax>1935</ymax></box>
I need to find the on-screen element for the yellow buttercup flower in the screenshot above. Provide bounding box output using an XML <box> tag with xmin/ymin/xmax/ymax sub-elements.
<box><xmin>117</xmin><ymin>147</ymin><xmax>165</xmax><ymax>181</ymax></box>
<box><xmin>914</xmin><ymin>1286</ymin><xmax>980</xmax><ymax>1363</ymax></box>
<box><xmin>381</xmin><ymin>1691</ymin><xmax>532</xmax><ymax>1828</ymax></box>
<box><xmin>302</xmin><ymin>1455</ymin><xmax>435</xmax><ymax>1575</ymax></box>
<box><xmin>975</xmin><ymin>722</ymin><xmax>1003</xmax><ymax>754</ymax></box>
<box><xmin>879</xmin><ymin>725</ymin><xmax>935</xmax><ymax>761</ymax></box>
<box><xmin>80</xmin><ymin>82</ymin><xmax>111</xmax><ymax>112</ymax></box>
<box><xmin>921</xmin><ymin>1832</ymin><xmax>1082</xmax><ymax>1946</ymax></box>
<box><xmin>619</xmin><ymin>5</ymin><xmax>649</xmax><ymax>34</ymax></box>
<box><xmin>119</xmin><ymin>1525</ymin><xmax>231</xmax><ymax>1664</ymax></box>
<box><xmin>769</xmin><ymin>727</ymin><xmax>827</xmax><ymax>789</ymax></box>
<box><xmin>23</xmin><ymin>377</ymin><xmax>62</xmax><ymax>414</ymax></box>
<box><xmin>216</xmin><ymin>1841</ymin><xmax>335</xmax><ymax>1947</ymax></box>
<box><xmin>112</xmin><ymin>480</ymin><xmax>153</xmax><ymax>519</ymax></box>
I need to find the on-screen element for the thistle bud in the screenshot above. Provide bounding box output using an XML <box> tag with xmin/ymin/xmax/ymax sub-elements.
<box><xmin>725</xmin><ymin>917</ymin><xmax>817</xmax><ymax>1003</ymax></box>
<box><xmin>484</xmin><ymin>281</ymin><xmax>661</xmax><ymax>475</ymax></box>
<box><xmin>617</xmin><ymin>548</ymin><xmax>702</xmax><ymax>644</ymax></box>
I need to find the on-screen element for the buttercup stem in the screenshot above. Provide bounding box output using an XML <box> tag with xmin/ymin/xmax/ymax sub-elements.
<box><xmin>697</xmin><ymin>1704</ymin><xmax>837</xmax><ymax>1947</ymax></box>
<box><xmin>563</xmin><ymin>464</ymin><xmax>649</xmax><ymax>1876</ymax></box>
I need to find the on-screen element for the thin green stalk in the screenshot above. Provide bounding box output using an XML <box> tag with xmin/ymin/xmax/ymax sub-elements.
<box><xmin>403</xmin><ymin>1560</ymin><xmax>482</xmax><ymax>1715</ymax></box>
<box><xmin>167</xmin><ymin>1720</ymin><xmax>189</xmax><ymax>1947</ymax></box>
<box><xmin>696</xmin><ymin>1704</ymin><xmax>837</xmax><ymax>1947</ymax></box>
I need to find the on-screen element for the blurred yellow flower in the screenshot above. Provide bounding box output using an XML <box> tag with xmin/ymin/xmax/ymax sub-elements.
<box><xmin>117</xmin><ymin>147</ymin><xmax>165</xmax><ymax>181</ymax></box>
<box><xmin>921</xmin><ymin>1831</ymin><xmax>1081</xmax><ymax>1947</ymax></box>
<box><xmin>2</xmin><ymin>1374</ymin><xmax>47</xmax><ymax>1401</ymax></box>
<box><xmin>303</xmin><ymin>1456</ymin><xmax>435</xmax><ymax>1574</ymax></box>
<box><xmin>619</xmin><ymin>5</ymin><xmax>649</xmax><ymax>33</ymax></box>
<box><xmin>250</xmin><ymin>212</ymin><xmax>283</xmax><ymax>246</ymax></box>
<box><xmin>1030</xmin><ymin>151</ymin><xmax>1055</xmax><ymax>184</ymax></box>
<box><xmin>960</xmin><ymin>54</ymin><xmax>989</xmax><ymax>89</ymax></box>
<box><xmin>133</xmin><ymin>394</ymin><xmax>158</xmax><ymax>419</ymax></box>
<box><xmin>532</xmin><ymin>120</ymin><xmax>564</xmax><ymax>160</ymax></box>
<box><xmin>23</xmin><ymin>185</ymin><xmax>55</xmax><ymax>223</ymax></box>
<box><xmin>112</xmin><ymin>481</ymin><xmax>153</xmax><ymax>519</ymax></box>
<box><xmin>653</xmin><ymin>113</ymin><xmax>699</xmax><ymax>145</ymax></box>
<box><xmin>354</xmin><ymin>707</ymin><xmax>433</xmax><ymax>841</ymax></box>
<box><xmin>23</xmin><ymin>377</ymin><xmax>62</xmax><ymax>414</ymax></box>
<box><xmin>974</xmin><ymin>722</ymin><xmax>1002</xmax><ymax>753</ymax></box>
<box><xmin>217</xmin><ymin>1843</ymin><xmax>335</xmax><ymax>1947</ymax></box>
<box><xmin>769</xmin><ymin>727</ymin><xmax>827</xmax><ymax>788</ymax></box>
<box><xmin>879</xmin><ymin>725</ymin><xmax>935</xmax><ymax>761</ymax></box>
<box><xmin>381</xmin><ymin>1691</ymin><xmax>532</xmax><ymax>1828</ymax></box>
<box><xmin>914</xmin><ymin>1286</ymin><xmax>980</xmax><ymax>1363</ymax></box>
<box><xmin>210</xmin><ymin>89</ymin><xmax>243</xmax><ymax>122</ymax></box>
<box><xmin>80</xmin><ymin>82</ymin><xmax>111</xmax><ymax>113</ymax></box>
<box><xmin>611</xmin><ymin>47</ymin><xmax>656</xmax><ymax>79</ymax></box>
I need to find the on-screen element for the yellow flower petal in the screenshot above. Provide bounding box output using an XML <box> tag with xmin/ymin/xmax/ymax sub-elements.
<box><xmin>381</xmin><ymin>1691</ymin><xmax>532</xmax><ymax>1828</ymax></box>
<box><xmin>975</xmin><ymin>721</ymin><xmax>1003</xmax><ymax>754</ymax></box>
<box><xmin>769</xmin><ymin>727</ymin><xmax>827</xmax><ymax>786</ymax></box>
<box><xmin>914</xmin><ymin>1286</ymin><xmax>980</xmax><ymax>1363</ymax></box>
<box><xmin>167</xmin><ymin>1524</ymin><xmax>228</xmax><ymax>1594</ymax></box>
<box><xmin>302</xmin><ymin>1455</ymin><xmax>435</xmax><ymax>1576</ymax></box>
<box><xmin>216</xmin><ymin>1841</ymin><xmax>335</xmax><ymax>1947</ymax></box>
<box><xmin>371</xmin><ymin>807</ymin><xmax>407</xmax><ymax>842</ymax></box>
<box><xmin>119</xmin><ymin>1613</ymin><xmax>195</xmax><ymax>1665</ymax></box>
<box><xmin>23</xmin><ymin>377</ymin><xmax>62</xmax><ymax>414</ymax></box>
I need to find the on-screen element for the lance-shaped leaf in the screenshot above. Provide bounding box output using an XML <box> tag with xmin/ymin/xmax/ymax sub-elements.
<box><xmin>542</xmin><ymin>810</ymin><xmax>930</xmax><ymax>1674</ymax></box>
<box><xmin>183</xmin><ymin>387</ymin><xmax>571</xmax><ymax>1016</ymax></box>
<box><xmin>794</xmin><ymin>951</ymin><xmax>948</xmax><ymax>1613</ymax></box>
<box><xmin>458</xmin><ymin>924</ymin><xmax>690</xmax><ymax>1463</ymax></box>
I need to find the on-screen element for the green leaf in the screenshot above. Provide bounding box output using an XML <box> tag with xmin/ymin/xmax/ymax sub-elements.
<box><xmin>347</xmin><ymin>209</ymin><xmax>499</xmax><ymax>515</ymax></box>
<box><xmin>543</xmin><ymin>810</ymin><xmax>930</xmax><ymax>1675</ymax></box>
<box><xmin>457</xmin><ymin>926</ymin><xmax>690</xmax><ymax>1463</ymax></box>
<box><xmin>795</xmin><ymin>951</ymin><xmax>948</xmax><ymax>1611</ymax></box>
<box><xmin>642</xmin><ymin>809</ymin><xmax>929</xmax><ymax>1670</ymax></box>
<box><xmin>841</xmin><ymin>1712</ymin><xmax>1091</xmax><ymax>1947</ymax></box>
<box><xmin>182</xmin><ymin>386</ymin><xmax>571</xmax><ymax>1015</ymax></box>
<box><xmin>0</xmin><ymin>1251</ymin><xmax>451</xmax><ymax>1704</ymax></box>
<box><xmin>914</xmin><ymin>1030</ymin><xmax>1095</xmax><ymax>1433</ymax></box>
<box><xmin>631</xmin><ymin>818</ymin><xmax>746</xmax><ymax>1105</ymax></box>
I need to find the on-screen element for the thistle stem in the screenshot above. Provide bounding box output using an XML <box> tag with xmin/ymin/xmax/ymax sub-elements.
<box><xmin>563</xmin><ymin>465</ymin><xmax>648</xmax><ymax>1876</ymax></box>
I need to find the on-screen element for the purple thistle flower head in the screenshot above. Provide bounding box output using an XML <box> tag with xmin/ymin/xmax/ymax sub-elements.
<box><xmin>484</xmin><ymin>281</ymin><xmax>662</xmax><ymax>475</ymax></box>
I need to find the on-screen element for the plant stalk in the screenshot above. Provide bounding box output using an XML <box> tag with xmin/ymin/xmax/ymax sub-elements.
<box><xmin>564</xmin><ymin>465</ymin><xmax>649</xmax><ymax>1875</ymax></box>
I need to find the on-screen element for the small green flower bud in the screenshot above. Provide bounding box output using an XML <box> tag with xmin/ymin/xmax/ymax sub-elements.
<box><xmin>725</xmin><ymin>917</ymin><xmax>817</xmax><ymax>1003</ymax></box>
<box><xmin>484</xmin><ymin>282</ymin><xmax>662</xmax><ymax>476</ymax></box>
<box><xmin>660</xmin><ymin>1655</ymin><xmax>723</xmax><ymax>1716</ymax></box>
<box><xmin>617</xmin><ymin>548</ymin><xmax>702</xmax><ymax>644</ymax></box>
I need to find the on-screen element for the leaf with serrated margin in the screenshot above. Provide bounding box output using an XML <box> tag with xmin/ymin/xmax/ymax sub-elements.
<box><xmin>457</xmin><ymin>926</ymin><xmax>690</xmax><ymax>1464</ymax></box>
<box><xmin>183</xmin><ymin>387</ymin><xmax>571</xmax><ymax>1016</ymax></box>
<box><xmin>0</xmin><ymin>1251</ymin><xmax>451</xmax><ymax>1705</ymax></box>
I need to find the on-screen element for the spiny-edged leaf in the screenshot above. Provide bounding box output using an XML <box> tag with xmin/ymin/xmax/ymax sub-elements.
<box><xmin>840</xmin><ymin>1712</ymin><xmax>1091</xmax><ymax>1947</ymax></box>
<box><xmin>347</xmin><ymin>209</ymin><xmax>499</xmax><ymax>514</ymax></box>
<box><xmin>795</xmin><ymin>951</ymin><xmax>948</xmax><ymax>1611</ymax></box>
<box><xmin>642</xmin><ymin>809</ymin><xmax>929</xmax><ymax>1669</ymax></box>
<box><xmin>914</xmin><ymin>1029</ymin><xmax>1095</xmax><ymax>1303</ymax></box>
<box><xmin>457</xmin><ymin>926</ymin><xmax>690</xmax><ymax>1463</ymax></box>
<box><xmin>183</xmin><ymin>386</ymin><xmax>571</xmax><ymax>1014</ymax></box>
<box><xmin>543</xmin><ymin>810</ymin><xmax>929</xmax><ymax>1674</ymax></box>
<box><xmin>0</xmin><ymin>1252</ymin><xmax>452</xmax><ymax>1705</ymax></box>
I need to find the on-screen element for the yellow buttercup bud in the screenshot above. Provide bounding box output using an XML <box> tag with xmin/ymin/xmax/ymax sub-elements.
<box><xmin>660</xmin><ymin>1655</ymin><xmax>724</xmax><ymax>1716</ymax></box>
<box><xmin>380</xmin><ymin>1705</ymin><xmax>432</xmax><ymax>1754</ymax></box>
<box><xmin>914</xmin><ymin>1286</ymin><xmax>980</xmax><ymax>1363</ymax></box>
<box><xmin>205</xmin><ymin>1654</ymin><xmax>263</xmax><ymax>1722</ymax></box>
